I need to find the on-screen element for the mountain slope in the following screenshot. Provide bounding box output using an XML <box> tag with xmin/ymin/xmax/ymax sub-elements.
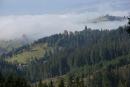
<box><xmin>6</xmin><ymin>43</ymin><xmax>49</xmax><ymax>64</ymax></box>
<box><xmin>1</xmin><ymin>26</ymin><xmax>130</xmax><ymax>83</ymax></box>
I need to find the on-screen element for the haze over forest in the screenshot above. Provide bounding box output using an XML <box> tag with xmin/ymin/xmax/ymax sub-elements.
<box><xmin>0</xmin><ymin>0</ymin><xmax>129</xmax><ymax>40</ymax></box>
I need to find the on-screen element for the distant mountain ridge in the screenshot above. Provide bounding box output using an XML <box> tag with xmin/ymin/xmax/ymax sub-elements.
<box><xmin>89</xmin><ymin>14</ymin><xmax>126</xmax><ymax>23</ymax></box>
<box><xmin>0</xmin><ymin>39</ymin><xmax>31</xmax><ymax>56</ymax></box>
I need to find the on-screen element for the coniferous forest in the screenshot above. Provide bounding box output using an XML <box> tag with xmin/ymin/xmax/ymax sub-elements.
<box><xmin>0</xmin><ymin>19</ymin><xmax>130</xmax><ymax>87</ymax></box>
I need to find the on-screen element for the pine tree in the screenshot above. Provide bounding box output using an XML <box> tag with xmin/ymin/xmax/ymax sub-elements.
<box><xmin>38</xmin><ymin>80</ymin><xmax>44</xmax><ymax>87</ymax></box>
<box><xmin>80</xmin><ymin>75</ymin><xmax>84</xmax><ymax>87</ymax></box>
<box><xmin>75</xmin><ymin>77</ymin><xmax>80</xmax><ymax>87</ymax></box>
<box><xmin>58</xmin><ymin>79</ymin><xmax>65</xmax><ymax>87</ymax></box>
<box><xmin>48</xmin><ymin>80</ymin><xmax>54</xmax><ymax>87</ymax></box>
<box><xmin>42</xmin><ymin>83</ymin><xmax>48</xmax><ymax>87</ymax></box>
<box><xmin>0</xmin><ymin>73</ymin><xmax>4</xmax><ymax>87</ymax></box>
<box><xmin>67</xmin><ymin>75</ymin><xmax>73</xmax><ymax>87</ymax></box>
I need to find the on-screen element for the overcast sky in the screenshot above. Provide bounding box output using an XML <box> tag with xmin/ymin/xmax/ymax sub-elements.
<box><xmin>0</xmin><ymin>0</ymin><xmax>130</xmax><ymax>40</ymax></box>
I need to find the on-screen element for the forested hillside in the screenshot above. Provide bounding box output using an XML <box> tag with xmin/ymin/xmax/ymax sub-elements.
<box><xmin>26</xmin><ymin>26</ymin><xmax>130</xmax><ymax>80</ymax></box>
<box><xmin>0</xmin><ymin>20</ymin><xmax>130</xmax><ymax>87</ymax></box>
<box><xmin>0</xmin><ymin>39</ymin><xmax>30</xmax><ymax>56</ymax></box>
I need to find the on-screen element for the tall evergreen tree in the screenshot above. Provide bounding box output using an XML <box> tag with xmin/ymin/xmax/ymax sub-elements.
<box><xmin>48</xmin><ymin>80</ymin><xmax>54</xmax><ymax>87</ymax></box>
<box><xmin>58</xmin><ymin>79</ymin><xmax>65</xmax><ymax>87</ymax></box>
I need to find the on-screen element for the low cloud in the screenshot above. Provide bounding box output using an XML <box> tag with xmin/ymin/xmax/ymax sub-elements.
<box><xmin>0</xmin><ymin>11</ymin><xmax>128</xmax><ymax>40</ymax></box>
<box><xmin>0</xmin><ymin>14</ymin><xmax>83</xmax><ymax>40</ymax></box>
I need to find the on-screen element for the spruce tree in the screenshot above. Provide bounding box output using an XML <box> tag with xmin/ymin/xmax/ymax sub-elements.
<box><xmin>126</xmin><ymin>17</ymin><xmax>130</xmax><ymax>34</ymax></box>
<box><xmin>38</xmin><ymin>80</ymin><xmax>44</xmax><ymax>87</ymax></box>
<box><xmin>58</xmin><ymin>79</ymin><xmax>65</xmax><ymax>87</ymax></box>
<box><xmin>48</xmin><ymin>80</ymin><xmax>54</xmax><ymax>87</ymax></box>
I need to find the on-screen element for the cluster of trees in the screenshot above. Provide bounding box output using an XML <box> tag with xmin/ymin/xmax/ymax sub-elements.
<box><xmin>0</xmin><ymin>72</ymin><xmax>30</xmax><ymax>87</ymax></box>
<box><xmin>86</xmin><ymin>66</ymin><xmax>130</xmax><ymax>87</ymax></box>
<box><xmin>36</xmin><ymin>76</ymin><xmax>84</xmax><ymax>87</ymax></box>
<box><xmin>0</xmin><ymin>60</ymin><xmax>24</xmax><ymax>76</ymax></box>
<box><xmin>36</xmin><ymin>80</ymin><xmax>54</xmax><ymax>87</ymax></box>
<box><xmin>36</xmin><ymin>64</ymin><xmax>130</xmax><ymax>87</ymax></box>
